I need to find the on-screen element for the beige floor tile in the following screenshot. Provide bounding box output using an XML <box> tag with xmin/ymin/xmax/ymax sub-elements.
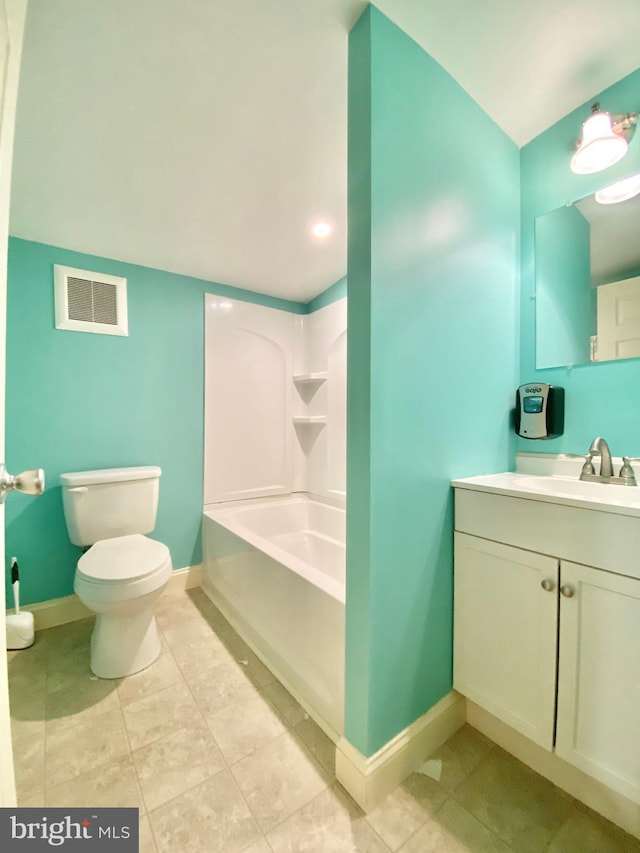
<box><xmin>154</xmin><ymin>595</ymin><xmax>205</xmax><ymax>627</ymax></box>
<box><xmin>45</xmin><ymin>675</ymin><xmax>120</xmax><ymax>733</ymax></box>
<box><xmin>187</xmin><ymin>658</ymin><xmax>262</xmax><ymax>717</ymax></box>
<box><xmin>549</xmin><ymin>805</ymin><xmax>640</xmax><ymax>852</ymax></box>
<box><xmin>9</xmin><ymin>674</ymin><xmax>47</xmax><ymax>712</ymax></box>
<box><xmin>185</xmin><ymin>587</ymin><xmax>229</xmax><ymax>624</ymax></box>
<box><xmin>133</xmin><ymin>723</ymin><xmax>225</xmax><ymax>811</ymax></box>
<box><xmin>13</xmin><ymin>735</ymin><xmax>45</xmax><ymax>799</ymax></box>
<box><xmin>366</xmin><ymin>771</ymin><xmax>449</xmax><ymax>850</ymax></box>
<box><xmin>122</xmin><ymin>682</ymin><xmax>202</xmax><ymax>750</ymax></box>
<box><xmin>157</xmin><ymin>591</ymin><xmax>236</xmax><ymax>649</ymax></box>
<box><xmin>267</xmin><ymin>784</ymin><xmax>390</xmax><ymax>852</ymax></box>
<box><xmin>293</xmin><ymin>718</ymin><xmax>336</xmax><ymax>776</ymax></box>
<box><xmin>240</xmin><ymin>841</ymin><xmax>273</xmax><ymax>853</ymax></box>
<box><xmin>45</xmin><ymin>753</ymin><xmax>144</xmax><ymax>811</ymax></box>
<box><xmin>425</xmin><ymin>724</ymin><xmax>495</xmax><ymax>793</ymax></box>
<box><xmin>149</xmin><ymin>770</ymin><xmax>261</xmax><ymax>853</ymax></box>
<box><xmin>205</xmin><ymin>693</ymin><xmax>287</xmax><ymax>765</ymax></box>
<box><xmin>171</xmin><ymin>632</ymin><xmax>237</xmax><ymax>681</ymax></box>
<box><xmin>46</xmin><ymin>642</ymin><xmax>92</xmax><ymax>693</ymax></box>
<box><xmin>262</xmin><ymin>680</ymin><xmax>308</xmax><ymax>727</ymax></box>
<box><xmin>139</xmin><ymin>815</ymin><xmax>158</xmax><ymax>853</ymax></box>
<box><xmin>43</xmin><ymin>618</ymin><xmax>95</xmax><ymax>659</ymax></box>
<box><xmin>9</xmin><ymin>692</ymin><xmax>46</xmax><ymax>755</ymax></box>
<box><xmin>159</xmin><ymin>612</ymin><xmax>219</xmax><ymax>648</ymax></box>
<box><xmin>222</xmin><ymin>635</ymin><xmax>277</xmax><ymax>689</ymax></box>
<box><xmin>11</xmin><ymin>715</ymin><xmax>46</xmax><ymax>749</ymax></box>
<box><xmin>232</xmin><ymin>730</ymin><xmax>330</xmax><ymax>833</ymax></box>
<box><xmin>453</xmin><ymin>747</ymin><xmax>574</xmax><ymax>853</ymax></box>
<box><xmin>17</xmin><ymin>789</ymin><xmax>45</xmax><ymax>807</ymax></box>
<box><xmin>398</xmin><ymin>798</ymin><xmax>513</xmax><ymax>853</ymax></box>
<box><xmin>7</xmin><ymin>638</ymin><xmax>48</xmax><ymax>676</ymax></box>
<box><xmin>9</xmin><ymin>674</ymin><xmax>46</xmax><ymax>724</ymax></box>
<box><xmin>116</xmin><ymin>652</ymin><xmax>184</xmax><ymax>706</ymax></box>
<box><xmin>159</xmin><ymin>584</ymin><xmax>214</xmax><ymax>611</ymax></box>
<box><xmin>7</xmin><ymin>637</ymin><xmax>47</xmax><ymax>684</ymax></box>
<box><xmin>155</xmin><ymin>593</ymin><xmax>221</xmax><ymax>646</ymax></box>
<box><xmin>45</xmin><ymin>707</ymin><xmax>130</xmax><ymax>787</ymax></box>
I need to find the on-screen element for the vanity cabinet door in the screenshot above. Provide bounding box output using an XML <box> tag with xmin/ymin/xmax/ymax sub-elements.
<box><xmin>555</xmin><ymin>561</ymin><xmax>640</xmax><ymax>802</ymax></box>
<box><xmin>453</xmin><ymin>533</ymin><xmax>558</xmax><ymax>750</ymax></box>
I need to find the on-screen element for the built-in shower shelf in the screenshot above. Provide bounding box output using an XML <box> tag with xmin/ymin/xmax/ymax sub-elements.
<box><xmin>292</xmin><ymin>372</ymin><xmax>328</xmax><ymax>386</ymax></box>
<box><xmin>292</xmin><ymin>416</ymin><xmax>327</xmax><ymax>425</ymax></box>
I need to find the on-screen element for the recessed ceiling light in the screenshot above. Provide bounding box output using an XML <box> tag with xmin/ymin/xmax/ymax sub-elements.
<box><xmin>595</xmin><ymin>172</ymin><xmax>640</xmax><ymax>204</ymax></box>
<box><xmin>311</xmin><ymin>222</ymin><xmax>332</xmax><ymax>238</ymax></box>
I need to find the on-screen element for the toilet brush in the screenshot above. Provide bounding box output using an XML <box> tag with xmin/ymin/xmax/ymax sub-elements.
<box><xmin>6</xmin><ymin>557</ymin><xmax>34</xmax><ymax>650</ymax></box>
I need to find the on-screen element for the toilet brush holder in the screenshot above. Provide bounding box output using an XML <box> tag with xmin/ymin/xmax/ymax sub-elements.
<box><xmin>7</xmin><ymin>611</ymin><xmax>34</xmax><ymax>650</ymax></box>
<box><xmin>6</xmin><ymin>557</ymin><xmax>34</xmax><ymax>650</ymax></box>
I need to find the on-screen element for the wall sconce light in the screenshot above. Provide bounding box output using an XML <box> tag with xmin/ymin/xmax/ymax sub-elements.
<box><xmin>571</xmin><ymin>102</ymin><xmax>638</xmax><ymax>175</ymax></box>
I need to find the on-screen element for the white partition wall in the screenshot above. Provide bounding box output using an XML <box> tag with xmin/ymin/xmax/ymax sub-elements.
<box><xmin>204</xmin><ymin>295</ymin><xmax>346</xmax><ymax>505</ymax></box>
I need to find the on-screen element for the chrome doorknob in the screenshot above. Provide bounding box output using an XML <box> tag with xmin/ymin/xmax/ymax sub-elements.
<box><xmin>0</xmin><ymin>464</ymin><xmax>45</xmax><ymax>503</ymax></box>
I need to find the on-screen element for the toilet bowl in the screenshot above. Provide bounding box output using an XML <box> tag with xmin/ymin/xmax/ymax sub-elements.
<box><xmin>75</xmin><ymin>533</ymin><xmax>172</xmax><ymax>678</ymax></box>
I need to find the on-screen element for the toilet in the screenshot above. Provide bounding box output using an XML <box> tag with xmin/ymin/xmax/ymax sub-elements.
<box><xmin>60</xmin><ymin>466</ymin><xmax>173</xmax><ymax>679</ymax></box>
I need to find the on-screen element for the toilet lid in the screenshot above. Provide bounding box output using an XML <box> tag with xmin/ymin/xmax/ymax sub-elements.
<box><xmin>77</xmin><ymin>534</ymin><xmax>171</xmax><ymax>582</ymax></box>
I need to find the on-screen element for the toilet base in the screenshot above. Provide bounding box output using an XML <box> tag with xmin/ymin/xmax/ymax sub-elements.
<box><xmin>90</xmin><ymin>609</ymin><xmax>162</xmax><ymax>679</ymax></box>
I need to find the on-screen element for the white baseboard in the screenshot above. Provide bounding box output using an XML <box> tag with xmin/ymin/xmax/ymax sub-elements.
<box><xmin>22</xmin><ymin>595</ymin><xmax>92</xmax><ymax>631</ymax></box>
<box><xmin>164</xmin><ymin>563</ymin><xmax>203</xmax><ymax>596</ymax></box>
<box><xmin>466</xmin><ymin>700</ymin><xmax>640</xmax><ymax>840</ymax></box>
<box><xmin>336</xmin><ymin>691</ymin><xmax>465</xmax><ymax>811</ymax></box>
<box><xmin>9</xmin><ymin>565</ymin><xmax>203</xmax><ymax>632</ymax></box>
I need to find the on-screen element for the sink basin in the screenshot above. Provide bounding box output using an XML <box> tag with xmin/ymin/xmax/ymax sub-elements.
<box><xmin>516</xmin><ymin>474</ymin><xmax>640</xmax><ymax>503</ymax></box>
<box><xmin>452</xmin><ymin>471</ymin><xmax>640</xmax><ymax>517</ymax></box>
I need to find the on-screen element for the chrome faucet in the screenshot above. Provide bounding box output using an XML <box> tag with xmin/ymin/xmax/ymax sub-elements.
<box><xmin>580</xmin><ymin>437</ymin><xmax>637</xmax><ymax>486</ymax></box>
<box><xmin>588</xmin><ymin>436</ymin><xmax>613</xmax><ymax>478</ymax></box>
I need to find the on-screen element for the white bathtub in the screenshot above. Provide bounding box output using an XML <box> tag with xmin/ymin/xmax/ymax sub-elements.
<box><xmin>202</xmin><ymin>494</ymin><xmax>345</xmax><ymax>737</ymax></box>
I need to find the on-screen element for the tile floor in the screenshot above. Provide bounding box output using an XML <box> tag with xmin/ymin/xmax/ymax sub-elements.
<box><xmin>7</xmin><ymin>587</ymin><xmax>640</xmax><ymax>852</ymax></box>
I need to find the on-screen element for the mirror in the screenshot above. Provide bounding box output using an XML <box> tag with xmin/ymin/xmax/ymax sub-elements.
<box><xmin>535</xmin><ymin>182</ymin><xmax>640</xmax><ymax>368</ymax></box>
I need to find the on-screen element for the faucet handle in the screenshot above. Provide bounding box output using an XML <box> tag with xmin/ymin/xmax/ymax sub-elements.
<box><xmin>580</xmin><ymin>453</ymin><xmax>595</xmax><ymax>478</ymax></box>
<box><xmin>619</xmin><ymin>457</ymin><xmax>638</xmax><ymax>486</ymax></box>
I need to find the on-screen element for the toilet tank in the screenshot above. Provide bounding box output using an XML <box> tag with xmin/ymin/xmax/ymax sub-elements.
<box><xmin>60</xmin><ymin>466</ymin><xmax>162</xmax><ymax>546</ymax></box>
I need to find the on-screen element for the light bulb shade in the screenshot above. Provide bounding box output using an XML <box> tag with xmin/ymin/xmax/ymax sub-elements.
<box><xmin>595</xmin><ymin>172</ymin><xmax>640</xmax><ymax>204</ymax></box>
<box><xmin>571</xmin><ymin>111</ymin><xmax>628</xmax><ymax>175</ymax></box>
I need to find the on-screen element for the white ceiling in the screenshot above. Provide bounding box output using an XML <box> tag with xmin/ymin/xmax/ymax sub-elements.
<box><xmin>9</xmin><ymin>0</ymin><xmax>640</xmax><ymax>302</ymax></box>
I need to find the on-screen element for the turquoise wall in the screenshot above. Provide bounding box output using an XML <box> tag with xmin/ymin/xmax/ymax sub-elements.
<box><xmin>5</xmin><ymin>238</ymin><xmax>306</xmax><ymax>606</ymax></box>
<box><xmin>345</xmin><ymin>7</ymin><xmax>520</xmax><ymax>756</ymax></box>
<box><xmin>535</xmin><ymin>204</ymin><xmax>591</xmax><ymax>368</ymax></box>
<box><xmin>306</xmin><ymin>276</ymin><xmax>347</xmax><ymax>313</ymax></box>
<box><xmin>520</xmin><ymin>66</ymin><xmax>640</xmax><ymax>456</ymax></box>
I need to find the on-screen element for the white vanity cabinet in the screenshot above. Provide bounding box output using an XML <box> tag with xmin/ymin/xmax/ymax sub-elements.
<box><xmin>453</xmin><ymin>481</ymin><xmax>640</xmax><ymax>805</ymax></box>
<box><xmin>454</xmin><ymin>534</ymin><xmax>558</xmax><ymax>750</ymax></box>
<box><xmin>555</xmin><ymin>561</ymin><xmax>640</xmax><ymax>803</ymax></box>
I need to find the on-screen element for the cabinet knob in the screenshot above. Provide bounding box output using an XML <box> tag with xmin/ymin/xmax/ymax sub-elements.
<box><xmin>560</xmin><ymin>585</ymin><xmax>575</xmax><ymax>598</ymax></box>
<box><xmin>540</xmin><ymin>578</ymin><xmax>555</xmax><ymax>592</ymax></box>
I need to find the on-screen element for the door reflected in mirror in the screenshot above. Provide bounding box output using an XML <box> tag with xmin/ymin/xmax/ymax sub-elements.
<box><xmin>535</xmin><ymin>179</ymin><xmax>640</xmax><ymax>369</ymax></box>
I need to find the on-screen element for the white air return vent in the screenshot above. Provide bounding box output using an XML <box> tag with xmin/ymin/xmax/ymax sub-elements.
<box><xmin>54</xmin><ymin>265</ymin><xmax>128</xmax><ymax>336</ymax></box>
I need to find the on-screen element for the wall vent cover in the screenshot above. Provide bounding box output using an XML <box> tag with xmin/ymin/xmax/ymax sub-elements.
<box><xmin>54</xmin><ymin>265</ymin><xmax>128</xmax><ymax>336</ymax></box>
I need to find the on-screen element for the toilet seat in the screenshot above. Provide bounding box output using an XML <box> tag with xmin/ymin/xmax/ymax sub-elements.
<box><xmin>75</xmin><ymin>534</ymin><xmax>172</xmax><ymax>603</ymax></box>
<box><xmin>77</xmin><ymin>534</ymin><xmax>171</xmax><ymax>583</ymax></box>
